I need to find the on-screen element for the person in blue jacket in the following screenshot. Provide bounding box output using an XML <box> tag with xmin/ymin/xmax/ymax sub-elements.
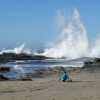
<box><xmin>59</xmin><ymin>70</ymin><xmax>69</xmax><ymax>82</ymax></box>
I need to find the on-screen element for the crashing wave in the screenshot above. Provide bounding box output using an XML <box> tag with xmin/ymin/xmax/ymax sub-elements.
<box><xmin>42</xmin><ymin>8</ymin><xmax>100</xmax><ymax>59</ymax></box>
<box><xmin>0</xmin><ymin>43</ymin><xmax>33</xmax><ymax>55</ymax></box>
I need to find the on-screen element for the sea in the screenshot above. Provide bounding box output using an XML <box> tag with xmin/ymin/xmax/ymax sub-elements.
<box><xmin>0</xmin><ymin>59</ymin><xmax>84</xmax><ymax>79</ymax></box>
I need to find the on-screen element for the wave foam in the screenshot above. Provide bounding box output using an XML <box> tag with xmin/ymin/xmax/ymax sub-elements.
<box><xmin>42</xmin><ymin>8</ymin><xmax>100</xmax><ymax>59</ymax></box>
<box><xmin>0</xmin><ymin>43</ymin><xmax>33</xmax><ymax>55</ymax></box>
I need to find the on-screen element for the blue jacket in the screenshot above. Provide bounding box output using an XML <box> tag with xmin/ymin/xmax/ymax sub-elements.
<box><xmin>59</xmin><ymin>71</ymin><xmax>69</xmax><ymax>81</ymax></box>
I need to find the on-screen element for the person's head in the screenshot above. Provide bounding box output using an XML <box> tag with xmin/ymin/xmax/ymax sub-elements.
<box><xmin>64</xmin><ymin>71</ymin><xmax>67</xmax><ymax>73</ymax></box>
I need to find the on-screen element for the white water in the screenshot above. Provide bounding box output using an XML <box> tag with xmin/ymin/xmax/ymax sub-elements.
<box><xmin>0</xmin><ymin>8</ymin><xmax>100</xmax><ymax>59</ymax></box>
<box><xmin>0</xmin><ymin>43</ymin><xmax>33</xmax><ymax>55</ymax></box>
<box><xmin>42</xmin><ymin>8</ymin><xmax>100</xmax><ymax>59</ymax></box>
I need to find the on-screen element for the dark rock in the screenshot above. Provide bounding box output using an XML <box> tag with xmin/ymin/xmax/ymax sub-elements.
<box><xmin>0</xmin><ymin>53</ymin><xmax>48</xmax><ymax>63</ymax></box>
<box><xmin>0</xmin><ymin>74</ymin><xmax>8</xmax><ymax>81</ymax></box>
<box><xmin>0</xmin><ymin>66</ymin><xmax>10</xmax><ymax>72</ymax></box>
<box><xmin>93</xmin><ymin>58</ymin><xmax>100</xmax><ymax>63</ymax></box>
<box><xmin>84</xmin><ymin>61</ymin><xmax>93</xmax><ymax>65</ymax></box>
<box><xmin>81</xmin><ymin>57</ymin><xmax>100</xmax><ymax>72</ymax></box>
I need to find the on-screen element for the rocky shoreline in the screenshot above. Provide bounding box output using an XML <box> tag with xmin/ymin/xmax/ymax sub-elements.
<box><xmin>0</xmin><ymin>58</ymin><xmax>100</xmax><ymax>100</ymax></box>
<box><xmin>0</xmin><ymin>57</ymin><xmax>100</xmax><ymax>81</ymax></box>
<box><xmin>0</xmin><ymin>52</ymin><xmax>49</xmax><ymax>63</ymax></box>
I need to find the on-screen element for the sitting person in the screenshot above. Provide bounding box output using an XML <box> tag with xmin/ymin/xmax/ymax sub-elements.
<box><xmin>59</xmin><ymin>70</ymin><xmax>69</xmax><ymax>82</ymax></box>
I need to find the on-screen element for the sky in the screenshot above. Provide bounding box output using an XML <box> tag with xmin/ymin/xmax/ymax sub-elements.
<box><xmin>0</xmin><ymin>0</ymin><xmax>100</xmax><ymax>50</ymax></box>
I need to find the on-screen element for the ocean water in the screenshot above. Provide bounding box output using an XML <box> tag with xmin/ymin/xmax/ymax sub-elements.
<box><xmin>0</xmin><ymin>59</ymin><xmax>84</xmax><ymax>79</ymax></box>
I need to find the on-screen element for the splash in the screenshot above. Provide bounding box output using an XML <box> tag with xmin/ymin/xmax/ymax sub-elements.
<box><xmin>90</xmin><ymin>35</ymin><xmax>100</xmax><ymax>57</ymax></box>
<box><xmin>13</xmin><ymin>65</ymin><xmax>26</xmax><ymax>73</ymax></box>
<box><xmin>0</xmin><ymin>43</ymin><xmax>33</xmax><ymax>55</ymax></box>
<box><xmin>0</xmin><ymin>8</ymin><xmax>100</xmax><ymax>59</ymax></box>
<box><xmin>42</xmin><ymin>8</ymin><xmax>100</xmax><ymax>59</ymax></box>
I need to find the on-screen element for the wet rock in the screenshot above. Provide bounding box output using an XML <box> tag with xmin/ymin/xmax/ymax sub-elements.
<box><xmin>20</xmin><ymin>69</ymin><xmax>56</xmax><ymax>79</ymax></box>
<box><xmin>0</xmin><ymin>66</ymin><xmax>10</xmax><ymax>72</ymax></box>
<box><xmin>93</xmin><ymin>58</ymin><xmax>100</xmax><ymax>63</ymax></box>
<box><xmin>16</xmin><ymin>74</ymin><xmax>32</xmax><ymax>81</ymax></box>
<box><xmin>81</xmin><ymin>57</ymin><xmax>100</xmax><ymax>72</ymax></box>
<box><xmin>0</xmin><ymin>53</ymin><xmax>48</xmax><ymax>63</ymax></box>
<box><xmin>0</xmin><ymin>74</ymin><xmax>8</xmax><ymax>81</ymax></box>
<box><xmin>49</xmin><ymin>66</ymin><xmax>74</xmax><ymax>73</ymax></box>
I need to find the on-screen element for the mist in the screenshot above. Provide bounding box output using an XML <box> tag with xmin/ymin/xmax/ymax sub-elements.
<box><xmin>42</xmin><ymin>8</ymin><xmax>100</xmax><ymax>59</ymax></box>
